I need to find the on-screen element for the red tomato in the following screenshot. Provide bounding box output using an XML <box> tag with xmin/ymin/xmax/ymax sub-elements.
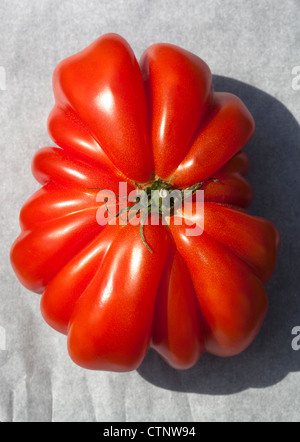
<box><xmin>10</xmin><ymin>34</ymin><xmax>280</xmax><ymax>371</ymax></box>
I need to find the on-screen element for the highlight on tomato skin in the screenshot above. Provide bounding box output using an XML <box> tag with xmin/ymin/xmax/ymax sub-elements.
<box><xmin>10</xmin><ymin>33</ymin><xmax>280</xmax><ymax>372</ymax></box>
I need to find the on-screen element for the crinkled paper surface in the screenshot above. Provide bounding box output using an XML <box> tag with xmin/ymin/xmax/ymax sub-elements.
<box><xmin>0</xmin><ymin>0</ymin><xmax>300</xmax><ymax>422</ymax></box>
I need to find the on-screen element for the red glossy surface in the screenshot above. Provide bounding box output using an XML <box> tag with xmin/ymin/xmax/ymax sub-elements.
<box><xmin>11</xmin><ymin>34</ymin><xmax>280</xmax><ymax>371</ymax></box>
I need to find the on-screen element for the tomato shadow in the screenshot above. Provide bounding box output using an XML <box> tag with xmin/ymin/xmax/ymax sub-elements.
<box><xmin>137</xmin><ymin>76</ymin><xmax>300</xmax><ymax>394</ymax></box>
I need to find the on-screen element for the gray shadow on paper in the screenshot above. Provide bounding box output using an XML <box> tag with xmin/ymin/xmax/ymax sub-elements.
<box><xmin>137</xmin><ymin>76</ymin><xmax>300</xmax><ymax>394</ymax></box>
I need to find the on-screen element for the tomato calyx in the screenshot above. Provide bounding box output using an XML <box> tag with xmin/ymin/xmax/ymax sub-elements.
<box><xmin>93</xmin><ymin>177</ymin><xmax>218</xmax><ymax>253</ymax></box>
<box><xmin>140</xmin><ymin>176</ymin><xmax>218</xmax><ymax>216</ymax></box>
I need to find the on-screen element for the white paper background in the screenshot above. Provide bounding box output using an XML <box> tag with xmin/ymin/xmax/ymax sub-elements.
<box><xmin>1</xmin><ymin>0</ymin><xmax>300</xmax><ymax>422</ymax></box>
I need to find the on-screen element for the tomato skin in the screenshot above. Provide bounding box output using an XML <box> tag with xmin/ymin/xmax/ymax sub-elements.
<box><xmin>168</xmin><ymin>219</ymin><xmax>269</xmax><ymax>357</ymax></box>
<box><xmin>151</xmin><ymin>245</ymin><xmax>205</xmax><ymax>369</ymax></box>
<box><xmin>140</xmin><ymin>43</ymin><xmax>212</xmax><ymax>179</ymax></box>
<box><xmin>31</xmin><ymin>146</ymin><xmax>126</xmax><ymax>193</ymax></box>
<box><xmin>40</xmin><ymin>224</ymin><xmax>122</xmax><ymax>335</ymax></box>
<box><xmin>67</xmin><ymin>220</ymin><xmax>170</xmax><ymax>371</ymax></box>
<box><xmin>175</xmin><ymin>202</ymin><xmax>280</xmax><ymax>284</ymax></box>
<box><xmin>11</xmin><ymin>207</ymin><xmax>103</xmax><ymax>294</ymax></box>
<box><xmin>10</xmin><ymin>34</ymin><xmax>280</xmax><ymax>372</ymax></box>
<box><xmin>50</xmin><ymin>33</ymin><xmax>153</xmax><ymax>183</ymax></box>
<box><xmin>202</xmin><ymin>151</ymin><xmax>254</xmax><ymax>208</ymax></box>
<box><xmin>170</xmin><ymin>92</ymin><xmax>256</xmax><ymax>187</ymax></box>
